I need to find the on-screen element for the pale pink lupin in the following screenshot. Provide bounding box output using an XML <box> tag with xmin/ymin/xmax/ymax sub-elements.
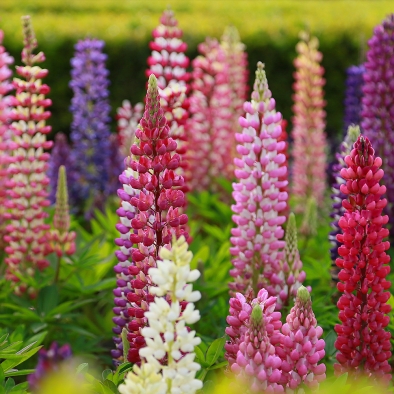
<box><xmin>226</xmin><ymin>289</ymin><xmax>284</xmax><ymax>393</ymax></box>
<box><xmin>188</xmin><ymin>38</ymin><xmax>233</xmax><ymax>191</ymax></box>
<box><xmin>229</xmin><ymin>62</ymin><xmax>288</xmax><ymax>301</ymax></box>
<box><xmin>4</xmin><ymin>16</ymin><xmax>53</xmax><ymax>297</ymax></box>
<box><xmin>291</xmin><ymin>33</ymin><xmax>327</xmax><ymax>212</ymax></box>
<box><xmin>278</xmin><ymin>286</ymin><xmax>326</xmax><ymax>390</ymax></box>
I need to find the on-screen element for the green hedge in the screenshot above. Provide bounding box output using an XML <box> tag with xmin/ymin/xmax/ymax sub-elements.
<box><xmin>1</xmin><ymin>1</ymin><xmax>393</xmax><ymax>141</ymax></box>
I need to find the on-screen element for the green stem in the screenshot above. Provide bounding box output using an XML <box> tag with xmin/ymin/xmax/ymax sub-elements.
<box><xmin>54</xmin><ymin>254</ymin><xmax>62</xmax><ymax>284</ymax></box>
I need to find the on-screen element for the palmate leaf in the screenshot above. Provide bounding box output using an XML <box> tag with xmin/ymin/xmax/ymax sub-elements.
<box><xmin>1</xmin><ymin>342</ymin><xmax>42</xmax><ymax>375</ymax></box>
<box><xmin>0</xmin><ymin>329</ymin><xmax>46</xmax><ymax>386</ymax></box>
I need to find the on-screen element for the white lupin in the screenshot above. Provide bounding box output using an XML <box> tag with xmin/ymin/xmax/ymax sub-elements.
<box><xmin>120</xmin><ymin>236</ymin><xmax>203</xmax><ymax>394</ymax></box>
<box><xmin>118</xmin><ymin>363</ymin><xmax>167</xmax><ymax>394</ymax></box>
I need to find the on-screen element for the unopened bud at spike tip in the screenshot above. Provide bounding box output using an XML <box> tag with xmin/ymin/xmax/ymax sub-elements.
<box><xmin>297</xmin><ymin>285</ymin><xmax>310</xmax><ymax>303</ymax></box>
<box><xmin>250</xmin><ymin>304</ymin><xmax>263</xmax><ymax>327</ymax></box>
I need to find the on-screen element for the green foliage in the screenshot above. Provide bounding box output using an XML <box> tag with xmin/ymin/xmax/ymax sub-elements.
<box><xmin>0</xmin><ymin>205</ymin><xmax>119</xmax><ymax>365</ymax></box>
<box><xmin>195</xmin><ymin>337</ymin><xmax>228</xmax><ymax>382</ymax></box>
<box><xmin>0</xmin><ymin>168</ymin><xmax>393</xmax><ymax>390</ymax></box>
<box><xmin>0</xmin><ymin>329</ymin><xmax>46</xmax><ymax>394</ymax></box>
<box><xmin>187</xmin><ymin>190</ymin><xmax>233</xmax><ymax>343</ymax></box>
<box><xmin>77</xmin><ymin>362</ymin><xmax>133</xmax><ymax>394</ymax></box>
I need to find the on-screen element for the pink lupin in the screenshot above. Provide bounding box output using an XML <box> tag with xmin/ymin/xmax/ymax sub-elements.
<box><xmin>229</xmin><ymin>62</ymin><xmax>288</xmax><ymax>300</ymax></box>
<box><xmin>227</xmin><ymin>289</ymin><xmax>284</xmax><ymax>393</ymax></box>
<box><xmin>279</xmin><ymin>286</ymin><xmax>326</xmax><ymax>390</ymax></box>
<box><xmin>147</xmin><ymin>8</ymin><xmax>191</xmax><ymax>192</ymax></box>
<box><xmin>188</xmin><ymin>38</ymin><xmax>233</xmax><ymax>191</ymax></box>
<box><xmin>0</xmin><ymin>29</ymin><xmax>14</xmax><ymax>250</ymax></box>
<box><xmin>291</xmin><ymin>33</ymin><xmax>327</xmax><ymax>212</ymax></box>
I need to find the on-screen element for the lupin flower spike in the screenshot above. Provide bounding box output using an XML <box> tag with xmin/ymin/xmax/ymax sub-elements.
<box><xmin>279</xmin><ymin>286</ymin><xmax>326</xmax><ymax>390</ymax></box>
<box><xmin>344</xmin><ymin>65</ymin><xmax>365</xmax><ymax>131</ymax></box>
<box><xmin>147</xmin><ymin>9</ymin><xmax>191</xmax><ymax>192</ymax></box>
<box><xmin>277</xmin><ymin>212</ymin><xmax>306</xmax><ymax>308</ymax></box>
<box><xmin>4</xmin><ymin>16</ymin><xmax>53</xmax><ymax>297</ymax></box>
<box><xmin>334</xmin><ymin>135</ymin><xmax>392</xmax><ymax>382</ymax></box>
<box><xmin>220</xmin><ymin>25</ymin><xmax>249</xmax><ymax>173</ymax></box>
<box><xmin>159</xmin><ymin>83</ymin><xmax>190</xmax><ymax>193</ymax></box>
<box><xmin>229</xmin><ymin>62</ymin><xmax>288</xmax><ymax>300</ymax></box>
<box><xmin>278</xmin><ymin>120</ymin><xmax>289</xmax><ymax>217</ymax></box>
<box><xmin>188</xmin><ymin>38</ymin><xmax>233</xmax><ymax>191</ymax></box>
<box><xmin>119</xmin><ymin>236</ymin><xmax>202</xmax><ymax>394</ymax></box>
<box><xmin>291</xmin><ymin>33</ymin><xmax>327</xmax><ymax>212</ymax></box>
<box><xmin>225</xmin><ymin>289</ymin><xmax>283</xmax><ymax>391</ymax></box>
<box><xmin>69</xmin><ymin>38</ymin><xmax>111</xmax><ymax>216</ymax></box>
<box><xmin>146</xmin><ymin>7</ymin><xmax>190</xmax><ymax>89</ymax></box>
<box><xmin>329</xmin><ymin>125</ymin><xmax>360</xmax><ymax>282</ymax></box>
<box><xmin>0</xmin><ymin>29</ymin><xmax>14</xmax><ymax>250</ymax></box>
<box><xmin>117</xmin><ymin>100</ymin><xmax>144</xmax><ymax>157</ymax></box>
<box><xmin>118</xmin><ymin>363</ymin><xmax>166</xmax><ymax>394</ymax></box>
<box><xmin>50</xmin><ymin>166</ymin><xmax>76</xmax><ymax>260</ymax></box>
<box><xmin>112</xmin><ymin>74</ymin><xmax>189</xmax><ymax>365</ymax></box>
<box><xmin>361</xmin><ymin>14</ymin><xmax>394</xmax><ymax>237</ymax></box>
<box><xmin>221</xmin><ymin>26</ymin><xmax>248</xmax><ymax>118</ymax></box>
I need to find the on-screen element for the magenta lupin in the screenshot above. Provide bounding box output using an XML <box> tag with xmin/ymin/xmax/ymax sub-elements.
<box><xmin>112</xmin><ymin>74</ymin><xmax>189</xmax><ymax>364</ymax></box>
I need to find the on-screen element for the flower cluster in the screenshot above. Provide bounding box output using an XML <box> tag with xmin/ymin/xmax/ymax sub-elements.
<box><xmin>47</xmin><ymin>133</ymin><xmax>73</xmax><ymax>204</ymax></box>
<box><xmin>159</xmin><ymin>83</ymin><xmax>189</xmax><ymax>192</ymax></box>
<box><xmin>278</xmin><ymin>120</ymin><xmax>289</xmax><ymax>217</ymax></box>
<box><xmin>4</xmin><ymin>16</ymin><xmax>53</xmax><ymax>297</ymax></box>
<box><xmin>188</xmin><ymin>38</ymin><xmax>233</xmax><ymax>191</ymax></box>
<box><xmin>50</xmin><ymin>165</ymin><xmax>76</xmax><ymax>259</ymax></box>
<box><xmin>361</xmin><ymin>14</ymin><xmax>394</xmax><ymax>237</ymax></box>
<box><xmin>221</xmin><ymin>26</ymin><xmax>248</xmax><ymax>118</ymax></box>
<box><xmin>146</xmin><ymin>8</ymin><xmax>190</xmax><ymax>90</ymax></box>
<box><xmin>220</xmin><ymin>25</ymin><xmax>249</xmax><ymax>171</ymax></box>
<box><xmin>119</xmin><ymin>363</ymin><xmax>166</xmax><ymax>394</ymax></box>
<box><xmin>229</xmin><ymin>62</ymin><xmax>287</xmax><ymax>301</ymax></box>
<box><xmin>147</xmin><ymin>9</ymin><xmax>191</xmax><ymax>191</ymax></box>
<box><xmin>112</xmin><ymin>74</ymin><xmax>189</xmax><ymax>364</ymax></box>
<box><xmin>117</xmin><ymin>100</ymin><xmax>144</xmax><ymax>157</ymax></box>
<box><xmin>226</xmin><ymin>287</ymin><xmax>325</xmax><ymax>392</ymax></box>
<box><xmin>69</xmin><ymin>38</ymin><xmax>111</xmax><ymax>215</ymax></box>
<box><xmin>291</xmin><ymin>33</ymin><xmax>327</xmax><ymax>211</ymax></box>
<box><xmin>344</xmin><ymin>65</ymin><xmax>365</xmax><ymax>131</ymax></box>
<box><xmin>329</xmin><ymin>125</ymin><xmax>360</xmax><ymax>280</ymax></box>
<box><xmin>334</xmin><ymin>135</ymin><xmax>392</xmax><ymax>381</ymax></box>
<box><xmin>0</xmin><ymin>29</ymin><xmax>14</xmax><ymax>249</ymax></box>
<box><xmin>227</xmin><ymin>289</ymin><xmax>283</xmax><ymax>392</ymax></box>
<box><xmin>279</xmin><ymin>286</ymin><xmax>326</xmax><ymax>389</ymax></box>
<box><xmin>28</xmin><ymin>342</ymin><xmax>72</xmax><ymax>392</ymax></box>
<box><xmin>119</xmin><ymin>236</ymin><xmax>202</xmax><ymax>394</ymax></box>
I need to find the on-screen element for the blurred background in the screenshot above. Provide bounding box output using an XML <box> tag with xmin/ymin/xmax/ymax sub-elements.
<box><xmin>0</xmin><ymin>0</ymin><xmax>392</xmax><ymax>145</ymax></box>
